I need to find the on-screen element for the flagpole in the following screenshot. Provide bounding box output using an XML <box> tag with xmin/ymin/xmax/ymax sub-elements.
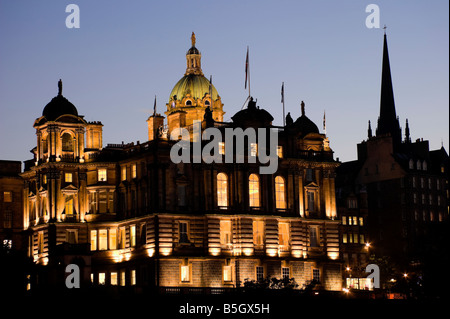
<box><xmin>282</xmin><ymin>82</ymin><xmax>285</xmax><ymax>126</ymax></box>
<box><xmin>248</xmin><ymin>46</ymin><xmax>251</xmax><ymax>99</ymax></box>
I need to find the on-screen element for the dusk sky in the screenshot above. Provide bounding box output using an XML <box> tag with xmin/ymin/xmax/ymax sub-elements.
<box><xmin>0</xmin><ymin>0</ymin><xmax>448</xmax><ymax>164</ymax></box>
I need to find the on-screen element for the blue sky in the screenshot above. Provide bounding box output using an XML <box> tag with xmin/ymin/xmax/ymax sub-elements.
<box><xmin>0</xmin><ymin>0</ymin><xmax>448</xmax><ymax>163</ymax></box>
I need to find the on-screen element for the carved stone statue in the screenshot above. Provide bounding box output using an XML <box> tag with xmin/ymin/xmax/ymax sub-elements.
<box><xmin>286</xmin><ymin>112</ymin><xmax>293</xmax><ymax>126</ymax></box>
<box><xmin>191</xmin><ymin>32</ymin><xmax>196</xmax><ymax>47</ymax></box>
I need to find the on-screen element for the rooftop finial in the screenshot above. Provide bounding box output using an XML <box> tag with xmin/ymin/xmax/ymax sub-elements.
<box><xmin>383</xmin><ymin>25</ymin><xmax>387</xmax><ymax>34</ymax></box>
<box><xmin>191</xmin><ymin>32</ymin><xmax>196</xmax><ymax>47</ymax></box>
<box><xmin>58</xmin><ymin>79</ymin><xmax>62</xmax><ymax>96</ymax></box>
<box><xmin>301</xmin><ymin>101</ymin><xmax>305</xmax><ymax>116</ymax></box>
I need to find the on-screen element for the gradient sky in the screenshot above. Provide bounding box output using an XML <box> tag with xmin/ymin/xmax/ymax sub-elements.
<box><xmin>0</xmin><ymin>0</ymin><xmax>448</xmax><ymax>164</ymax></box>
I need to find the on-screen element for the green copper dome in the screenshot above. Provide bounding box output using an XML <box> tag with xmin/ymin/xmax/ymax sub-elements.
<box><xmin>169</xmin><ymin>74</ymin><xmax>219</xmax><ymax>101</ymax></box>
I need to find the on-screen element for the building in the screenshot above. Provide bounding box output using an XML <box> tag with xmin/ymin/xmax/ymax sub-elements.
<box><xmin>337</xmin><ymin>33</ymin><xmax>449</xmax><ymax>295</ymax></box>
<box><xmin>18</xmin><ymin>34</ymin><xmax>343</xmax><ymax>294</ymax></box>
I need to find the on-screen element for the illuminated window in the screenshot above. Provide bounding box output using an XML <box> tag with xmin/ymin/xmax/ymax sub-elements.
<box><xmin>342</xmin><ymin>234</ymin><xmax>347</xmax><ymax>244</ymax></box>
<box><xmin>277</xmin><ymin>146</ymin><xmax>283</xmax><ymax>158</ymax></box>
<box><xmin>253</xmin><ymin>220</ymin><xmax>264</xmax><ymax>246</ymax></box>
<box><xmin>342</xmin><ymin>216</ymin><xmax>347</xmax><ymax>225</ymax></box>
<box><xmin>110</xmin><ymin>272</ymin><xmax>118</xmax><ymax>285</ymax></box>
<box><xmin>132</xmin><ymin>164</ymin><xmax>137</xmax><ymax>179</ymax></box>
<box><xmin>65</xmin><ymin>197</ymin><xmax>74</xmax><ymax>215</ymax></box>
<box><xmin>279</xmin><ymin>222</ymin><xmax>290</xmax><ymax>247</ymax></box>
<box><xmin>249</xmin><ymin>174</ymin><xmax>260</xmax><ymax>207</ymax></box>
<box><xmin>360</xmin><ymin>234</ymin><xmax>365</xmax><ymax>244</ymax></box>
<box><xmin>99</xmin><ymin>229</ymin><xmax>107</xmax><ymax>250</ymax></box>
<box><xmin>179</xmin><ymin>221</ymin><xmax>189</xmax><ymax>243</ymax></box>
<box><xmin>3</xmin><ymin>191</ymin><xmax>12</xmax><ymax>202</ymax></box>
<box><xmin>359</xmin><ymin>217</ymin><xmax>364</xmax><ymax>226</ymax></box>
<box><xmin>313</xmin><ymin>269</ymin><xmax>320</xmax><ymax>282</ymax></box>
<box><xmin>352</xmin><ymin>216</ymin><xmax>357</xmax><ymax>225</ymax></box>
<box><xmin>309</xmin><ymin>226</ymin><xmax>319</xmax><ymax>247</ymax></box>
<box><xmin>118</xmin><ymin>227</ymin><xmax>126</xmax><ymax>249</ymax></box>
<box><xmin>121</xmin><ymin>166</ymin><xmax>127</xmax><ymax>181</ymax></box>
<box><xmin>219</xmin><ymin>142</ymin><xmax>225</xmax><ymax>155</ymax></box>
<box><xmin>181</xmin><ymin>265</ymin><xmax>190</xmax><ymax>282</ymax></box>
<box><xmin>223</xmin><ymin>265</ymin><xmax>232</xmax><ymax>282</ymax></box>
<box><xmin>130</xmin><ymin>270</ymin><xmax>136</xmax><ymax>285</ymax></box>
<box><xmin>130</xmin><ymin>225</ymin><xmax>136</xmax><ymax>247</ymax></box>
<box><xmin>220</xmin><ymin>220</ymin><xmax>232</xmax><ymax>246</ymax></box>
<box><xmin>275</xmin><ymin>176</ymin><xmax>286</xmax><ymax>209</ymax></box>
<box><xmin>353</xmin><ymin>233</ymin><xmax>358</xmax><ymax>243</ymax></box>
<box><xmin>120</xmin><ymin>270</ymin><xmax>126</xmax><ymax>286</ymax></box>
<box><xmin>109</xmin><ymin>228</ymin><xmax>117</xmax><ymax>249</ymax></box>
<box><xmin>99</xmin><ymin>273</ymin><xmax>106</xmax><ymax>285</ymax></box>
<box><xmin>90</xmin><ymin>230</ymin><xmax>97</xmax><ymax>251</ymax></box>
<box><xmin>250</xmin><ymin>143</ymin><xmax>258</xmax><ymax>157</ymax></box>
<box><xmin>98</xmin><ymin>169</ymin><xmax>107</xmax><ymax>182</ymax></box>
<box><xmin>217</xmin><ymin>173</ymin><xmax>228</xmax><ymax>207</ymax></box>
<box><xmin>43</xmin><ymin>175</ymin><xmax>47</xmax><ymax>184</ymax></box>
<box><xmin>65</xmin><ymin>173</ymin><xmax>72</xmax><ymax>183</ymax></box>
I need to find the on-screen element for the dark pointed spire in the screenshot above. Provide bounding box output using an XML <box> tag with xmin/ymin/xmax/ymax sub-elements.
<box><xmin>301</xmin><ymin>101</ymin><xmax>305</xmax><ymax>116</ymax></box>
<box><xmin>405</xmin><ymin>118</ymin><xmax>411</xmax><ymax>143</ymax></box>
<box><xmin>376</xmin><ymin>33</ymin><xmax>401</xmax><ymax>145</ymax></box>
<box><xmin>368</xmin><ymin>120</ymin><xmax>373</xmax><ymax>138</ymax></box>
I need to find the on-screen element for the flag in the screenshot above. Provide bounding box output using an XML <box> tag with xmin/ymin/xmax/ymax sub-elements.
<box><xmin>281</xmin><ymin>82</ymin><xmax>284</xmax><ymax>103</ymax></box>
<box><xmin>245</xmin><ymin>46</ymin><xmax>249</xmax><ymax>89</ymax></box>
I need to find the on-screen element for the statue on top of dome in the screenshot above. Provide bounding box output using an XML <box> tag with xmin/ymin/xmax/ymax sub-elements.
<box><xmin>191</xmin><ymin>32</ymin><xmax>196</xmax><ymax>47</ymax></box>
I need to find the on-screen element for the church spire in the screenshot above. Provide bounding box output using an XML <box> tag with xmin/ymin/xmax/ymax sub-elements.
<box><xmin>405</xmin><ymin>118</ymin><xmax>411</xmax><ymax>143</ymax></box>
<box><xmin>368</xmin><ymin>120</ymin><xmax>373</xmax><ymax>138</ymax></box>
<box><xmin>376</xmin><ymin>33</ymin><xmax>401</xmax><ymax>144</ymax></box>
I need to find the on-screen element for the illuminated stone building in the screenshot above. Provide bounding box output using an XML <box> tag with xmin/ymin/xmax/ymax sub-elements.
<box><xmin>19</xmin><ymin>34</ymin><xmax>343</xmax><ymax>294</ymax></box>
<box><xmin>337</xmin><ymin>34</ymin><xmax>449</xmax><ymax>294</ymax></box>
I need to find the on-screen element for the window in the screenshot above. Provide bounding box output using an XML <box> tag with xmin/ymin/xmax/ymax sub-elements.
<box><xmin>429</xmin><ymin>195</ymin><xmax>433</xmax><ymax>205</ymax></box>
<box><xmin>177</xmin><ymin>185</ymin><xmax>186</xmax><ymax>206</ymax></box>
<box><xmin>66</xmin><ymin>230</ymin><xmax>78</xmax><ymax>244</ymax></box>
<box><xmin>132</xmin><ymin>164</ymin><xmax>137</xmax><ymax>179</ymax></box>
<box><xmin>109</xmin><ymin>228</ymin><xmax>117</xmax><ymax>249</ymax></box>
<box><xmin>342</xmin><ymin>216</ymin><xmax>347</xmax><ymax>225</ymax></box>
<box><xmin>185</xmin><ymin>100</ymin><xmax>192</xmax><ymax>106</ymax></box>
<box><xmin>3</xmin><ymin>191</ymin><xmax>12</xmax><ymax>202</ymax></box>
<box><xmin>253</xmin><ymin>220</ymin><xmax>264</xmax><ymax>246</ymax></box>
<box><xmin>413</xmin><ymin>193</ymin><xmax>417</xmax><ymax>204</ymax></box>
<box><xmin>250</xmin><ymin>143</ymin><xmax>258</xmax><ymax>157</ymax></box>
<box><xmin>98</xmin><ymin>169</ymin><xmax>107</xmax><ymax>182</ymax></box>
<box><xmin>277</xmin><ymin>146</ymin><xmax>283</xmax><ymax>158</ymax></box>
<box><xmin>99</xmin><ymin>273</ymin><xmax>106</xmax><ymax>285</ymax></box>
<box><xmin>282</xmin><ymin>267</ymin><xmax>290</xmax><ymax>280</ymax></box>
<box><xmin>38</xmin><ymin>231</ymin><xmax>44</xmax><ymax>254</ymax></box>
<box><xmin>306</xmin><ymin>191</ymin><xmax>315</xmax><ymax>211</ymax></box>
<box><xmin>120</xmin><ymin>270</ymin><xmax>126</xmax><ymax>286</ymax></box>
<box><xmin>437</xmin><ymin>180</ymin><xmax>440</xmax><ymax>190</ymax></box>
<box><xmin>217</xmin><ymin>173</ymin><xmax>228</xmax><ymax>207</ymax></box>
<box><xmin>309</xmin><ymin>226</ymin><xmax>319</xmax><ymax>247</ymax></box>
<box><xmin>223</xmin><ymin>265</ymin><xmax>232</xmax><ymax>282</ymax></box>
<box><xmin>65</xmin><ymin>197</ymin><xmax>74</xmax><ymax>215</ymax></box>
<box><xmin>409</xmin><ymin>159</ymin><xmax>414</xmax><ymax>169</ymax></box>
<box><xmin>43</xmin><ymin>175</ymin><xmax>47</xmax><ymax>184</ymax></box>
<box><xmin>256</xmin><ymin>266</ymin><xmax>264</xmax><ymax>281</ymax></box>
<box><xmin>353</xmin><ymin>233</ymin><xmax>359</xmax><ymax>243</ymax></box>
<box><xmin>62</xmin><ymin>133</ymin><xmax>73</xmax><ymax>152</ymax></box>
<box><xmin>121</xmin><ymin>166</ymin><xmax>127</xmax><ymax>181</ymax></box>
<box><xmin>417</xmin><ymin>160</ymin><xmax>421</xmax><ymax>170</ymax></box>
<box><xmin>360</xmin><ymin>234</ymin><xmax>365</xmax><ymax>244</ymax></box>
<box><xmin>90</xmin><ymin>230</ymin><xmax>97</xmax><ymax>251</ymax></box>
<box><xmin>421</xmin><ymin>178</ymin><xmax>425</xmax><ymax>188</ymax></box>
<box><xmin>98</xmin><ymin>229</ymin><xmax>107</xmax><ymax>250</ymax></box>
<box><xmin>279</xmin><ymin>222</ymin><xmax>290</xmax><ymax>247</ymax></box>
<box><xmin>342</xmin><ymin>234</ymin><xmax>347</xmax><ymax>244</ymax></box>
<box><xmin>220</xmin><ymin>220</ymin><xmax>232</xmax><ymax>246</ymax></box>
<box><xmin>130</xmin><ymin>270</ymin><xmax>136</xmax><ymax>285</ymax></box>
<box><xmin>130</xmin><ymin>225</ymin><xmax>136</xmax><ymax>247</ymax></box>
<box><xmin>313</xmin><ymin>269</ymin><xmax>320</xmax><ymax>282</ymax></box>
<box><xmin>119</xmin><ymin>227</ymin><xmax>126</xmax><ymax>249</ymax></box>
<box><xmin>359</xmin><ymin>217</ymin><xmax>364</xmax><ymax>226</ymax></box>
<box><xmin>248</xmin><ymin>174</ymin><xmax>260</xmax><ymax>207</ymax></box>
<box><xmin>423</xmin><ymin>161</ymin><xmax>427</xmax><ymax>171</ymax></box>
<box><xmin>110</xmin><ymin>272</ymin><xmax>118</xmax><ymax>285</ymax></box>
<box><xmin>179</xmin><ymin>222</ymin><xmax>189</xmax><ymax>243</ymax></box>
<box><xmin>219</xmin><ymin>142</ymin><xmax>225</xmax><ymax>155</ymax></box>
<box><xmin>181</xmin><ymin>265</ymin><xmax>190</xmax><ymax>282</ymax></box>
<box><xmin>3</xmin><ymin>211</ymin><xmax>12</xmax><ymax>228</ymax></box>
<box><xmin>348</xmin><ymin>198</ymin><xmax>357</xmax><ymax>209</ymax></box>
<box><xmin>422</xmin><ymin>194</ymin><xmax>425</xmax><ymax>205</ymax></box>
<box><xmin>65</xmin><ymin>173</ymin><xmax>72</xmax><ymax>183</ymax></box>
<box><xmin>306</xmin><ymin>169</ymin><xmax>313</xmax><ymax>181</ymax></box>
<box><xmin>352</xmin><ymin>216</ymin><xmax>357</xmax><ymax>225</ymax></box>
<box><xmin>275</xmin><ymin>176</ymin><xmax>286</xmax><ymax>209</ymax></box>
<box><xmin>99</xmin><ymin>191</ymin><xmax>108</xmax><ymax>213</ymax></box>
<box><xmin>412</xmin><ymin>177</ymin><xmax>416</xmax><ymax>188</ymax></box>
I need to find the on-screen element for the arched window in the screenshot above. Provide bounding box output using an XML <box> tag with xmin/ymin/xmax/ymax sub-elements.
<box><xmin>275</xmin><ymin>176</ymin><xmax>286</xmax><ymax>209</ymax></box>
<box><xmin>422</xmin><ymin>161</ymin><xmax>427</xmax><ymax>171</ymax></box>
<box><xmin>62</xmin><ymin>133</ymin><xmax>73</xmax><ymax>152</ymax></box>
<box><xmin>416</xmin><ymin>160</ymin><xmax>421</xmax><ymax>170</ymax></box>
<box><xmin>249</xmin><ymin>174</ymin><xmax>260</xmax><ymax>208</ymax></box>
<box><xmin>205</xmin><ymin>100</ymin><xmax>210</xmax><ymax>106</ymax></box>
<box><xmin>217</xmin><ymin>173</ymin><xmax>228</xmax><ymax>207</ymax></box>
<box><xmin>185</xmin><ymin>100</ymin><xmax>192</xmax><ymax>106</ymax></box>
